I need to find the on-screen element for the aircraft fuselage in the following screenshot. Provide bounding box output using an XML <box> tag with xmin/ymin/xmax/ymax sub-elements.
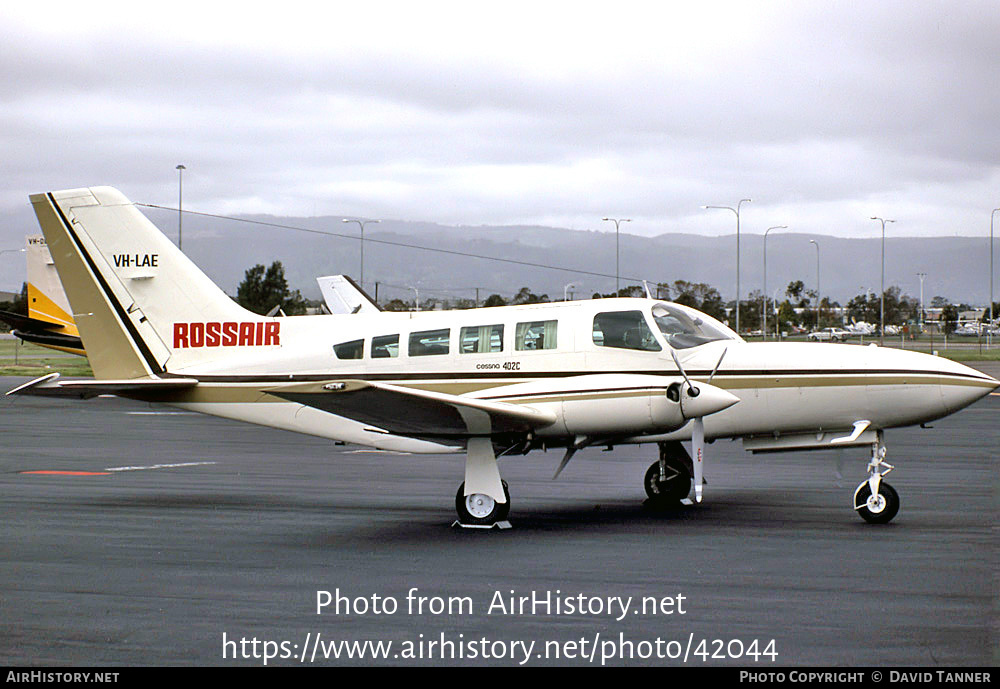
<box><xmin>154</xmin><ymin>299</ymin><xmax>996</xmax><ymax>454</ymax></box>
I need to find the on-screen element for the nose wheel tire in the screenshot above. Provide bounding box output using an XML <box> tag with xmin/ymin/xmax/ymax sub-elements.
<box><xmin>456</xmin><ymin>481</ymin><xmax>510</xmax><ymax>525</ymax></box>
<box><xmin>854</xmin><ymin>481</ymin><xmax>899</xmax><ymax>524</ymax></box>
<box><xmin>644</xmin><ymin>459</ymin><xmax>692</xmax><ymax>506</ymax></box>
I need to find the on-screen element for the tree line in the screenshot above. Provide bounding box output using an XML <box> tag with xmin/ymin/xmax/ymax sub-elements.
<box><xmin>2</xmin><ymin>263</ymin><xmax>993</xmax><ymax>336</ymax></box>
<box><xmin>232</xmin><ymin>260</ymin><xmax>1000</xmax><ymax>335</ymax></box>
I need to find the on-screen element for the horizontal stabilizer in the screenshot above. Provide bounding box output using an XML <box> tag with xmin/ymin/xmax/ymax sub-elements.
<box><xmin>11</xmin><ymin>329</ymin><xmax>85</xmax><ymax>355</ymax></box>
<box><xmin>0</xmin><ymin>310</ymin><xmax>65</xmax><ymax>334</ymax></box>
<box><xmin>266</xmin><ymin>379</ymin><xmax>557</xmax><ymax>438</ymax></box>
<box><xmin>0</xmin><ymin>310</ymin><xmax>86</xmax><ymax>355</ymax></box>
<box><xmin>7</xmin><ymin>373</ymin><xmax>198</xmax><ymax>399</ymax></box>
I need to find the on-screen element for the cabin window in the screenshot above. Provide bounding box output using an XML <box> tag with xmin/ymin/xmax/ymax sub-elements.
<box><xmin>593</xmin><ymin>310</ymin><xmax>661</xmax><ymax>351</ymax></box>
<box><xmin>333</xmin><ymin>339</ymin><xmax>364</xmax><ymax>359</ymax></box>
<box><xmin>371</xmin><ymin>334</ymin><xmax>399</xmax><ymax>358</ymax></box>
<box><xmin>460</xmin><ymin>324</ymin><xmax>504</xmax><ymax>353</ymax></box>
<box><xmin>409</xmin><ymin>328</ymin><xmax>450</xmax><ymax>356</ymax></box>
<box><xmin>515</xmin><ymin>320</ymin><xmax>558</xmax><ymax>351</ymax></box>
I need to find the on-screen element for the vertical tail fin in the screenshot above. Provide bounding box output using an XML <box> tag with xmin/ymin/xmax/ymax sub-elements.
<box><xmin>31</xmin><ymin>187</ymin><xmax>264</xmax><ymax>379</ymax></box>
<box><xmin>25</xmin><ymin>234</ymin><xmax>79</xmax><ymax>335</ymax></box>
<box><xmin>317</xmin><ymin>275</ymin><xmax>381</xmax><ymax>314</ymax></box>
<box><xmin>0</xmin><ymin>234</ymin><xmax>85</xmax><ymax>356</ymax></box>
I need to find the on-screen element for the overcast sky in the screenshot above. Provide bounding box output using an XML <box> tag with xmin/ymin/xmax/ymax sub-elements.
<box><xmin>2</xmin><ymin>0</ymin><xmax>999</xmax><ymax>241</ymax></box>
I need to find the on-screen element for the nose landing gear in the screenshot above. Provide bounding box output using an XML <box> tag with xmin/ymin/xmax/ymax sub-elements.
<box><xmin>645</xmin><ymin>441</ymin><xmax>694</xmax><ymax>507</ymax></box>
<box><xmin>854</xmin><ymin>430</ymin><xmax>899</xmax><ymax>524</ymax></box>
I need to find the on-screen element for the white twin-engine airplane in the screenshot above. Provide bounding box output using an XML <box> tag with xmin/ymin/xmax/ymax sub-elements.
<box><xmin>9</xmin><ymin>187</ymin><xmax>998</xmax><ymax>526</ymax></box>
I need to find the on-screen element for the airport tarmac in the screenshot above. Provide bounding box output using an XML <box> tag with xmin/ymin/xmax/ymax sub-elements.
<box><xmin>1</xmin><ymin>376</ymin><xmax>996</xmax><ymax>667</ymax></box>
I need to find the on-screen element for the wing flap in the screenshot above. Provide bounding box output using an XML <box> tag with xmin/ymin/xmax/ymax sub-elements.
<box><xmin>265</xmin><ymin>379</ymin><xmax>557</xmax><ymax>437</ymax></box>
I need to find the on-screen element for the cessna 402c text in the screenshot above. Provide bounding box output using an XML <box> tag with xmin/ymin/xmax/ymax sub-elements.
<box><xmin>10</xmin><ymin>187</ymin><xmax>998</xmax><ymax>526</ymax></box>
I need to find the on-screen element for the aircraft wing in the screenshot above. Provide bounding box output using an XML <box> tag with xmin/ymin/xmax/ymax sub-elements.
<box><xmin>7</xmin><ymin>373</ymin><xmax>199</xmax><ymax>399</ymax></box>
<box><xmin>266</xmin><ymin>379</ymin><xmax>557</xmax><ymax>438</ymax></box>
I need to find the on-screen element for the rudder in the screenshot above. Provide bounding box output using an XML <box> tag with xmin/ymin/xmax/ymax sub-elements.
<box><xmin>30</xmin><ymin>187</ymin><xmax>262</xmax><ymax>379</ymax></box>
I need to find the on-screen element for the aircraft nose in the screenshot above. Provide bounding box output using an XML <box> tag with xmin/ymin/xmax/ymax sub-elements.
<box><xmin>934</xmin><ymin>358</ymin><xmax>999</xmax><ymax>413</ymax></box>
<box><xmin>680</xmin><ymin>382</ymin><xmax>740</xmax><ymax>419</ymax></box>
<box><xmin>867</xmin><ymin>346</ymin><xmax>999</xmax><ymax>416</ymax></box>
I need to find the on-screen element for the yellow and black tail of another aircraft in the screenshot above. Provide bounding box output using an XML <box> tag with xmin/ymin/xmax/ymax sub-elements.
<box><xmin>0</xmin><ymin>234</ymin><xmax>85</xmax><ymax>356</ymax></box>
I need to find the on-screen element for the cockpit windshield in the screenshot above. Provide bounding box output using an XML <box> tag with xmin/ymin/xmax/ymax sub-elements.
<box><xmin>651</xmin><ymin>303</ymin><xmax>734</xmax><ymax>349</ymax></box>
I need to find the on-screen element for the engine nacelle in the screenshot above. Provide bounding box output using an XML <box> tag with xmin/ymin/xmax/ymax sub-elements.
<box><xmin>555</xmin><ymin>387</ymin><xmax>685</xmax><ymax>436</ymax></box>
<box><xmin>473</xmin><ymin>374</ymin><xmax>687</xmax><ymax>437</ymax></box>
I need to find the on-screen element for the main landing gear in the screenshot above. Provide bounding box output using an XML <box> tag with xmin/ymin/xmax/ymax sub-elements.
<box><xmin>853</xmin><ymin>430</ymin><xmax>899</xmax><ymax>524</ymax></box>
<box><xmin>454</xmin><ymin>436</ymin><xmax>511</xmax><ymax>528</ymax></box>
<box><xmin>644</xmin><ymin>442</ymin><xmax>694</xmax><ymax>507</ymax></box>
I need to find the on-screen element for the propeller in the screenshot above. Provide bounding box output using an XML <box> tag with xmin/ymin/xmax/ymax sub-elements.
<box><xmin>670</xmin><ymin>348</ymin><xmax>735</xmax><ymax>503</ymax></box>
<box><xmin>671</xmin><ymin>349</ymin><xmax>697</xmax><ymax>395</ymax></box>
<box><xmin>707</xmin><ymin>347</ymin><xmax>727</xmax><ymax>384</ymax></box>
<box><xmin>691</xmin><ymin>413</ymin><xmax>705</xmax><ymax>503</ymax></box>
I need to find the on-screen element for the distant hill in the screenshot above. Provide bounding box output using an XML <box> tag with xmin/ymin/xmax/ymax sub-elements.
<box><xmin>1</xmin><ymin>203</ymin><xmax>993</xmax><ymax>306</ymax></box>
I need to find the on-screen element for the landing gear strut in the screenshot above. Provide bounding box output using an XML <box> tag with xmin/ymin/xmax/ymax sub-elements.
<box><xmin>854</xmin><ymin>430</ymin><xmax>899</xmax><ymax>524</ymax></box>
<box><xmin>644</xmin><ymin>441</ymin><xmax>693</xmax><ymax>507</ymax></box>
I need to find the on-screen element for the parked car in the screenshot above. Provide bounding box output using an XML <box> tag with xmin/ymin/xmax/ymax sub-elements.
<box><xmin>807</xmin><ymin>327</ymin><xmax>851</xmax><ymax>342</ymax></box>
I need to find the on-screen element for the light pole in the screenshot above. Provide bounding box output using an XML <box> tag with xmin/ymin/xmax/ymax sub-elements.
<box><xmin>990</xmin><ymin>208</ymin><xmax>999</xmax><ymax>347</ymax></box>
<box><xmin>175</xmin><ymin>164</ymin><xmax>186</xmax><ymax>251</ymax></box>
<box><xmin>771</xmin><ymin>287</ymin><xmax>782</xmax><ymax>340</ymax></box>
<box><xmin>871</xmin><ymin>216</ymin><xmax>894</xmax><ymax>346</ymax></box>
<box><xmin>703</xmin><ymin>198</ymin><xmax>751</xmax><ymax>333</ymax></box>
<box><xmin>771</xmin><ymin>287</ymin><xmax>781</xmax><ymax>342</ymax></box>
<box><xmin>602</xmin><ymin>218</ymin><xmax>630</xmax><ymax>295</ymax></box>
<box><xmin>563</xmin><ymin>282</ymin><xmax>577</xmax><ymax>301</ymax></box>
<box><xmin>809</xmin><ymin>239</ymin><xmax>820</xmax><ymax>330</ymax></box>
<box><xmin>916</xmin><ymin>272</ymin><xmax>926</xmax><ymax>332</ymax></box>
<box><xmin>762</xmin><ymin>225</ymin><xmax>787</xmax><ymax>341</ymax></box>
<box><xmin>342</xmin><ymin>218</ymin><xmax>380</xmax><ymax>291</ymax></box>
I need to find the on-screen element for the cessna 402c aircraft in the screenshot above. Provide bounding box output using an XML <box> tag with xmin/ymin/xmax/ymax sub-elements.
<box><xmin>9</xmin><ymin>187</ymin><xmax>998</xmax><ymax>526</ymax></box>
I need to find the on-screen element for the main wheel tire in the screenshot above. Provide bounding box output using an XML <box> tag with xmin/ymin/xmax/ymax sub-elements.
<box><xmin>455</xmin><ymin>480</ymin><xmax>510</xmax><ymax>525</ymax></box>
<box><xmin>644</xmin><ymin>459</ymin><xmax>691</xmax><ymax>506</ymax></box>
<box><xmin>855</xmin><ymin>481</ymin><xmax>899</xmax><ymax>524</ymax></box>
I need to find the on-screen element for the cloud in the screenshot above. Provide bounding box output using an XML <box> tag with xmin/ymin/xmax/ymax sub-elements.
<box><xmin>2</xmin><ymin>0</ymin><xmax>998</xmax><ymax>240</ymax></box>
